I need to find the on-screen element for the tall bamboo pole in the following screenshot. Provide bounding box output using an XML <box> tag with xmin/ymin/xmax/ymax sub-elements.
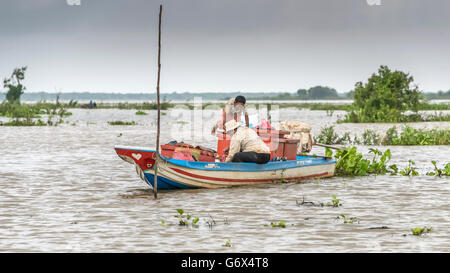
<box><xmin>153</xmin><ymin>4</ymin><xmax>162</xmax><ymax>199</ymax></box>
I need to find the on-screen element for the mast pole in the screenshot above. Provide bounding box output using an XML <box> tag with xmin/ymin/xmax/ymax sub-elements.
<box><xmin>153</xmin><ymin>4</ymin><xmax>162</xmax><ymax>199</ymax></box>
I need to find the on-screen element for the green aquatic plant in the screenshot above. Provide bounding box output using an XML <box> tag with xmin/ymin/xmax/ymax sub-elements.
<box><xmin>399</xmin><ymin>160</ymin><xmax>419</xmax><ymax>176</ymax></box>
<box><xmin>112</xmin><ymin>99</ymin><xmax>173</xmax><ymax>110</ymax></box>
<box><xmin>313</xmin><ymin>125</ymin><xmax>449</xmax><ymax>146</ymax></box>
<box><xmin>367</xmin><ymin>148</ymin><xmax>392</xmax><ymax>174</ymax></box>
<box><xmin>426</xmin><ymin>161</ymin><xmax>450</xmax><ymax>177</ymax></box>
<box><xmin>361</xmin><ymin>129</ymin><xmax>380</xmax><ymax>145</ymax></box>
<box><xmin>296</xmin><ymin>195</ymin><xmax>343</xmax><ymax>208</ymax></box>
<box><xmin>0</xmin><ymin>100</ymin><xmax>71</xmax><ymax>126</ymax></box>
<box><xmin>222</xmin><ymin>240</ymin><xmax>232</xmax><ymax>247</ymax></box>
<box><xmin>135</xmin><ymin>110</ymin><xmax>147</xmax><ymax>115</ymax></box>
<box><xmin>327</xmin><ymin>195</ymin><xmax>342</xmax><ymax>207</ymax></box>
<box><xmin>333</xmin><ymin>147</ymin><xmax>392</xmax><ymax>176</ymax></box>
<box><xmin>411</xmin><ymin>226</ymin><xmax>433</xmax><ymax>236</ymax></box>
<box><xmin>174</xmin><ymin>209</ymin><xmax>199</xmax><ymax>227</ymax></box>
<box><xmin>280</xmin><ymin>169</ymin><xmax>287</xmax><ymax>183</ymax></box>
<box><xmin>269</xmin><ymin>222</ymin><xmax>287</xmax><ymax>228</ymax></box>
<box><xmin>108</xmin><ymin>121</ymin><xmax>136</xmax><ymax>126</ymax></box>
<box><xmin>313</xmin><ymin>125</ymin><xmax>351</xmax><ymax>145</ymax></box>
<box><xmin>382</xmin><ymin>125</ymin><xmax>449</xmax><ymax>146</ymax></box>
<box><xmin>387</xmin><ymin>164</ymin><xmax>399</xmax><ymax>175</ymax></box>
<box><xmin>337</xmin><ymin>214</ymin><xmax>359</xmax><ymax>224</ymax></box>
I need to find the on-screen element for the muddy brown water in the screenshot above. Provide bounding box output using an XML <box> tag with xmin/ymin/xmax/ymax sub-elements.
<box><xmin>0</xmin><ymin>108</ymin><xmax>449</xmax><ymax>252</ymax></box>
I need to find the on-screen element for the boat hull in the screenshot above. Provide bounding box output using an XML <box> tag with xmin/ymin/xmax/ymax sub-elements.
<box><xmin>115</xmin><ymin>145</ymin><xmax>336</xmax><ymax>190</ymax></box>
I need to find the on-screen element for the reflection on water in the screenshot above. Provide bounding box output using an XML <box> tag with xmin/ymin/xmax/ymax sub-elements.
<box><xmin>0</xmin><ymin>109</ymin><xmax>449</xmax><ymax>252</ymax></box>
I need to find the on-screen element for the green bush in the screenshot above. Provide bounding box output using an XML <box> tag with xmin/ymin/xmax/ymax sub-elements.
<box><xmin>343</xmin><ymin>66</ymin><xmax>423</xmax><ymax>123</ymax></box>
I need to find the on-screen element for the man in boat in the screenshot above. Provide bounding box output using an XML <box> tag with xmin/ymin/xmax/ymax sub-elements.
<box><xmin>223</xmin><ymin>120</ymin><xmax>271</xmax><ymax>164</ymax></box>
<box><xmin>211</xmin><ymin>95</ymin><xmax>250</xmax><ymax>135</ymax></box>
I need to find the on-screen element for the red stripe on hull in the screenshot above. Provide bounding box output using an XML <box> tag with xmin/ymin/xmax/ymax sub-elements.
<box><xmin>169</xmin><ymin>167</ymin><xmax>330</xmax><ymax>183</ymax></box>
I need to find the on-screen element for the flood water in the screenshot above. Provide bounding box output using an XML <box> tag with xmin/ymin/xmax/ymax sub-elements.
<box><xmin>0</xmin><ymin>108</ymin><xmax>449</xmax><ymax>252</ymax></box>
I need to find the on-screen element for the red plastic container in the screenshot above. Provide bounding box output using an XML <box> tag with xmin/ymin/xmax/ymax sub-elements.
<box><xmin>261</xmin><ymin>136</ymin><xmax>284</xmax><ymax>159</ymax></box>
<box><xmin>284</xmin><ymin>139</ymin><xmax>299</xmax><ymax>160</ymax></box>
<box><xmin>216</xmin><ymin>133</ymin><xmax>231</xmax><ymax>157</ymax></box>
<box><xmin>275</xmin><ymin>138</ymin><xmax>286</xmax><ymax>158</ymax></box>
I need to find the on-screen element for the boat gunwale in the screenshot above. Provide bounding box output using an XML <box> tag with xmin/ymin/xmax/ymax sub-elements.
<box><xmin>115</xmin><ymin>145</ymin><xmax>336</xmax><ymax>172</ymax></box>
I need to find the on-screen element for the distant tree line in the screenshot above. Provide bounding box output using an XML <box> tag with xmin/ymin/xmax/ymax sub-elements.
<box><xmin>296</xmin><ymin>86</ymin><xmax>341</xmax><ymax>99</ymax></box>
<box><xmin>423</xmin><ymin>90</ymin><xmax>450</xmax><ymax>99</ymax></box>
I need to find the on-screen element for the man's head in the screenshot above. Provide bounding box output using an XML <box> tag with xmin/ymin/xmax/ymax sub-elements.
<box><xmin>234</xmin><ymin>95</ymin><xmax>246</xmax><ymax>106</ymax></box>
<box><xmin>224</xmin><ymin>119</ymin><xmax>240</xmax><ymax>134</ymax></box>
<box><xmin>233</xmin><ymin>95</ymin><xmax>246</xmax><ymax>114</ymax></box>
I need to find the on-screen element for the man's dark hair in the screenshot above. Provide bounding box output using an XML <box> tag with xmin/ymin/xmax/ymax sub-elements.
<box><xmin>235</xmin><ymin>95</ymin><xmax>246</xmax><ymax>104</ymax></box>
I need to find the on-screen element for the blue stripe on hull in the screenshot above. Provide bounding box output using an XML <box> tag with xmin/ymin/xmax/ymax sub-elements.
<box><xmin>143</xmin><ymin>172</ymin><xmax>196</xmax><ymax>190</ymax></box>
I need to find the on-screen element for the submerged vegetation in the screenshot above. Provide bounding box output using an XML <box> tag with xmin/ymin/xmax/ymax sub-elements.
<box><xmin>337</xmin><ymin>214</ymin><xmax>359</xmax><ymax>224</ymax></box>
<box><xmin>381</xmin><ymin>126</ymin><xmax>449</xmax><ymax>145</ymax></box>
<box><xmin>296</xmin><ymin>195</ymin><xmax>343</xmax><ymax>207</ymax></box>
<box><xmin>332</xmin><ymin>147</ymin><xmax>392</xmax><ymax>176</ymax></box>
<box><xmin>388</xmin><ymin>160</ymin><xmax>419</xmax><ymax>176</ymax></box>
<box><xmin>426</xmin><ymin>161</ymin><xmax>450</xmax><ymax>176</ymax></box>
<box><xmin>0</xmin><ymin>67</ymin><xmax>72</xmax><ymax>126</ymax></box>
<box><xmin>265</xmin><ymin>222</ymin><xmax>287</xmax><ymax>228</ymax></box>
<box><xmin>326</xmin><ymin>147</ymin><xmax>449</xmax><ymax>177</ymax></box>
<box><xmin>222</xmin><ymin>240</ymin><xmax>232</xmax><ymax>248</ymax></box>
<box><xmin>174</xmin><ymin>209</ymin><xmax>199</xmax><ymax>227</ymax></box>
<box><xmin>314</xmin><ymin>125</ymin><xmax>450</xmax><ymax>146</ymax></box>
<box><xmin>96</xmin><ymin>99</ymin><xmax>174</xmax><ymax>110</ymax></box>
<box><xmin>313</xmin><ymin>125</ymin><xmax>352</xmax><ymax>145</ymax></box>
<box><xmin>327</xmin><ymin>195</ymin><xmax>342</xmax><ymax>207</ymax></box>
<box><xmin>135</xmin><ymin>110</ymin><xmax>147</xmax><ymax>115</ymax></box>
<box><xmin>0</xmin><ymin>100</ymin><xmax>71</xmax><ymax>126</ymax></box>
<box><xmin>411</xmin><ymin>227</ymin><xmax>433</xmax><ymax>236</ymax></box>
<box><xmin>107</xmin><ymin>121</ymin><xmax>136</xmax><ymax>126</ymax></box>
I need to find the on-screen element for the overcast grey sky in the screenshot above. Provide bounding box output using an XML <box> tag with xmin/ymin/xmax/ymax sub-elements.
<box><xmin>1</xmin><ymin>0</ymin><xmax>449</xmax><ymax>93</ymax></box>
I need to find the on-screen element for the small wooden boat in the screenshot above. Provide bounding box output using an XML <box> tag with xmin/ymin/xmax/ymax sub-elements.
<box><xmin>114</xmin><ymin>145</ymin><xmax>336</xmax><ymax>190</ymax></box>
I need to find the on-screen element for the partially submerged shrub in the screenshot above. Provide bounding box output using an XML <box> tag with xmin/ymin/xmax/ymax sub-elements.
<box><xmin>343</xmin><ymin>65</ymin><xmax>423</xmax><ymax>123</ymax></box>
